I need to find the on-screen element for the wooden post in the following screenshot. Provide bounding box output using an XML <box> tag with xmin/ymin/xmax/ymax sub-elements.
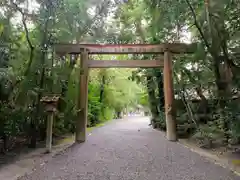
<box><xmin>76</xmin><ymin>49</ymin><xmax>89</xmax><ymax>143</ymax></box>
<box><xmin>163</xmin><ymin>50</ymin><xmax>177</xmax><ymax>141</ymax></box>
<box><xmin>41</xmin><ymin>96</ymin><xmax>59</xmax><ymax>153</ymax></box>
<box><xmin>46</xmin><ymin>112</ymin><xmax>54</xmax><ymax>153</ymax></box>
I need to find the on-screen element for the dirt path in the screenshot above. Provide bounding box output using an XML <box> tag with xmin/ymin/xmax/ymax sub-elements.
<box><xmin>19</xmin><ymin>116</ymin><xmax>239</xmax><ymax>180</ymax></box>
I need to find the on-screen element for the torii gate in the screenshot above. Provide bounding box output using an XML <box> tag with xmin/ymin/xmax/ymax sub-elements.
<box><xmin>55</xmin><ymin>43</ymin><xmax>195</xmax><ymax>143</ymax></box>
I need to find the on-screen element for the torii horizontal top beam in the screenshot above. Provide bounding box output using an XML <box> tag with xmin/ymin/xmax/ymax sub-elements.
<box><xmin>55</xmin><ymin>43</ymin><xmax>196</xmax><ymax>55</ymax></box>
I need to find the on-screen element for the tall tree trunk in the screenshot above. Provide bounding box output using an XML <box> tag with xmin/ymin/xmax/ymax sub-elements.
<box><xmin>29</xmin><ymin>0</ymin><xmax>52</xmax><ymax>148</ymax></box>
<box><xmin>154</xmin><ymin>70</ymin><xmax>164</xmax><ymax>113</ymax></box>
<box><xmin>99</xmin><ymin>75</ymin><xmax>105</xmax><ymax>105</ymax></box>
<box><xmin>98</xmin><ymin>70</ymin><xmax>106</xmax><ymax>122</ymax></box>
<box><xmin>205</xmin><ymin>0</ymin><xmax>232</xmax><ymax>143</ymax></box>
<box><xmin>146</xmin><ymin>73</ymin><xmax>159</xmax><ymax>128</ymax></box>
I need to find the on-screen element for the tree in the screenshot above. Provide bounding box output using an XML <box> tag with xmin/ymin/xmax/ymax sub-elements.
<box><xmin>0</xmin><ymin>0</ymin><xmax>146</xmax><ymax>152</ymax></box>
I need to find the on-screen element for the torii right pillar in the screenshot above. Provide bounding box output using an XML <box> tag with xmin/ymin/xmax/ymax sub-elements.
<box><xmin>163</xmin><ymin>50</ymin><xmax>177</xmax><ymax>141</ymax></box>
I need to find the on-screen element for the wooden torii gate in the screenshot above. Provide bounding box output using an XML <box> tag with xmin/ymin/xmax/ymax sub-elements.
<box><xmin>55</xmin><ymin>43</ymin><xmax>195</xmax><ymax>143</ymax></box>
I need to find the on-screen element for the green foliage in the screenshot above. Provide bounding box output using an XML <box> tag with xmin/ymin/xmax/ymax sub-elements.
<box><xmin>0</xmin><ymin>0</ymin><xmax>146</xmax><ymax>151</ymax></box>
<box><xmin>100</xmin><ymin>106</ymin><xmax>115</xmax><ymax>122</ymax></box>
<box><xmin>115</xmin><ymin>0</ymin><xmax>240</xmax><ymax>147</ymax></box>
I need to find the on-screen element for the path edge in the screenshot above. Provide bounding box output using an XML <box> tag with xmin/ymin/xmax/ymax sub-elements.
<box><xmin>1</xmin><ymin>118</ymin><xmax>118</xmax><ymax>180</ymax></box>
<box><xmin>178</xmin><ymin>139</ymin><xmax>240</xmax><ymax>177</ymax></box>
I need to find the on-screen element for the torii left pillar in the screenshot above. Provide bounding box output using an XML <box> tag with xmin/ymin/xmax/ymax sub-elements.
<box><xmin>76</xmin><ymin>49</ymin><xmax>89</xmax><ymax>143</ymax></box>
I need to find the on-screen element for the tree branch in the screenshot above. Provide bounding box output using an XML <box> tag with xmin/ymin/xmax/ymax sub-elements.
<box><xmin>174</xmin><ymin>70</ymin><xmax>198</xmax><ymax>127</ymax></box>
<box><xmin>185</xmin><ymin>0</ymin><xmax>211</xmax><ymax>52</ymax></box>
<box><xmin>9</xmin><ymin>1</ymin><xmax>35</xmax><ymax>91</ymax></box>
<box><xmin>185</xmin><ymin>0</ymin><xmax>223</xmax><ymax>83</ymax></box>
<box><xmin>11</xmin><ymin>2</ymin><xmax>34</xmax><ymax>50</ymax></box>
<box><xmin>78</xmin><ymin>0</ymin><xmax>109</xmax><ymax>41</ymax></box>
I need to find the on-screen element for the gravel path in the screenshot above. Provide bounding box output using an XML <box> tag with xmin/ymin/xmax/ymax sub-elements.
<box><xmin>19</xmin><ymin>116</ymin><xmax>239</xmax><ymax>180</ymax></box>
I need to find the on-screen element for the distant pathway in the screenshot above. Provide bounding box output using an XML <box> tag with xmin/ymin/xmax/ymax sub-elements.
<box><xmin>19</xmin><ymin>116</ymin><xmax>239</xmax><ymax>180</ymax></box>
